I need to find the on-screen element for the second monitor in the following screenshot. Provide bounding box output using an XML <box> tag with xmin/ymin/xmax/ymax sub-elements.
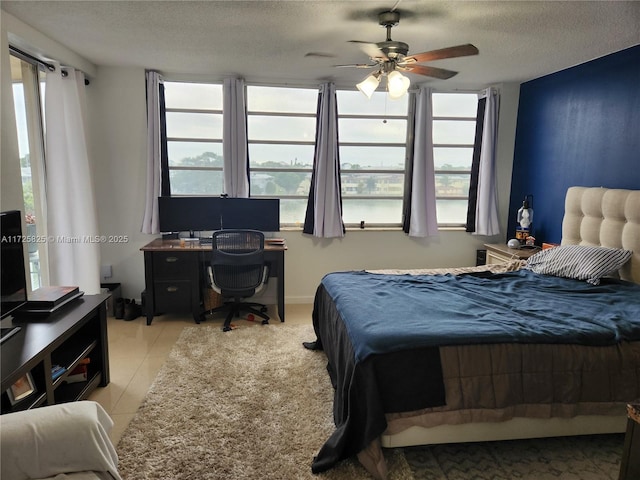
<box><xmin>158</xmin><ymin>196</ymin><xmax>280</xmax><ymax>233</ymax></box>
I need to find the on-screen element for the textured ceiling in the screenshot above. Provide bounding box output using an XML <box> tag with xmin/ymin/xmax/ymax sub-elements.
<box><xmin>2</xmin><ymin>1</ymin><xmax>639</xmax><ymax>89</ymax></box>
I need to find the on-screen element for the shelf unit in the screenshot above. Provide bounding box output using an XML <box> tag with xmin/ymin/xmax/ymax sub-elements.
<box><xmin>1</xmin><ymin>294</ymin><xmax>110</xmax><ymax>414</ymax></box>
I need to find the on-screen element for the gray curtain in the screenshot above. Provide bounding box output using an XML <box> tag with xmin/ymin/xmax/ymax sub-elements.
<box><xmin>223</xmin><ymin>77</ymin><xmax>250</xmax><ymax>197</ymax></box>
<box><xmin>468</xmin><ymin>87</ymin><xmax>500</xmax><ymax>235</ymax></box>
<box><xmin>303</xmin><ymin>82</ymin><xmax>344</xmax><ymax>238</ymax></box>
<box><xmin>404</xmin><ymin>86</ymin><xmax>438</xmax><ymax>237</ymax></box>
<box><xmin>141</xmin><ymin>70</ymin><xmax>163</xmax><ymax>234</ymax></box>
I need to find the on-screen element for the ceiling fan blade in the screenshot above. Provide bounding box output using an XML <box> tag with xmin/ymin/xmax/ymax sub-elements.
<box><xmin>348</xmin><ymin>40</ymin><xmax>388</xmax><ymax>60</ymax></box>
<box><xmin>334</xmin><ymin>63</ymin><xmax>377</xmax><ymax>69</ymax></box>
<box><xmin>402</xmin><ymin>44</ymin><xmax>479</xmax><ymax>64</ymax></box>
<box><xmin>304</xmin><ymin>52</ymin><xmax>337</xmax><ymax>58</ymax></box>
<box><xmin>400</xmin><ymin>64</ymin><xmax>458</xmax><ymax>79</ymax></box>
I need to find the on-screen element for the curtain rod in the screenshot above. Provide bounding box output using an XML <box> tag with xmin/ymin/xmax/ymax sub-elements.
<box><xmin>9</xmin><ymin>45</ymin><xmax>56</xmax><ymax>72</ymax></box>
<box><xmin>10</xmin><ymin>45</ymin><xmax>90</xmax><ymax>85</ymax></box>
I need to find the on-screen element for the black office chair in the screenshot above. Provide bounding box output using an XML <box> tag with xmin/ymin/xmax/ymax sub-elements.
<box><xmin>205</xmin><ymin>229</ymin><xmax>270</xmax><ymax>331</ymax></box>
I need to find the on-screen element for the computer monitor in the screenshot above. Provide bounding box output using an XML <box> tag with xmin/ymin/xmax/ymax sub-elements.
<box><xmin>158</xmin><ymin>197</ymin><xmax>222</xmax><ymax>233</ymax></box>
<box><xmin>220</xmin><ymin>198</ymin><xmax>280</xmax><ymax>232</ymax></box>
<box><xmin>158</xmin><ymin>196</ymin><xmax>280</xmax><ymax>233</ymax></box>
<box><xmin>1</xmin><ymin>210</ymin><xmax>28</xmax><ymax>320</ymax></box>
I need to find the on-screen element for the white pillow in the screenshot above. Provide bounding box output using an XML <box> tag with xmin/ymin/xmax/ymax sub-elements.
<box><xmin>525</xmin><ymin>245</ymin><xmax>632</xmax><ymax>285</ymax></box>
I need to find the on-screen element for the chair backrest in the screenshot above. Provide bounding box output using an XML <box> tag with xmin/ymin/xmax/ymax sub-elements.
<box><xmin>210</xmin><ymin>230</ymin><xmax>265</xmax><ymax>294</ymax></box>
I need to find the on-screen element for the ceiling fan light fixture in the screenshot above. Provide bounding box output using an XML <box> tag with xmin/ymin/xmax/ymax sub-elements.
<box><xmin>356</xmin><ymin>72</ymin><xmax>381</xmax><ymax>99</ymax></box>
<box><xmin>387</xmin><ymin>70</ymin><xmax>410</xmax><ymax>99</ymax></box>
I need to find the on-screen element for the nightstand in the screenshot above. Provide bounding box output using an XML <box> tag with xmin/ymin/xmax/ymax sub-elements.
<box><xmin>484</xmin><ymin>243</ymin><xmax>540</xmax><ymax>264</ymax></box>
<box><xmin>620</xmin><ymin>404</ymin><xmax>640</xmax><ymax>480</ymax></box>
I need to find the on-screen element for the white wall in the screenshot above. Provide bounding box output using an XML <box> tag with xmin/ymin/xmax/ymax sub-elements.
<box><xmin>87</xmin><ymin>67</ymin><xmax>149</xmax><ymax>299</ymax></box>
<box><xmin>88</xmin><ymin>66</ymin><xmax>520</xmax><ymax>302</ymax></box>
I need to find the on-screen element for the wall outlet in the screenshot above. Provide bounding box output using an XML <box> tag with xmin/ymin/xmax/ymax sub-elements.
<box><xmin>100</xmin><ymin>264</ymin><xmax>113</xmax><ymax>279</ymax></box>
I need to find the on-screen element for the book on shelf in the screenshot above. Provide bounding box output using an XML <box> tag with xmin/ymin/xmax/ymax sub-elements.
<box><xmin>65</xmin><ymin>364</ymin><xmax>88</xmax><ymax>384</ymax></box>
<box><xmin>28</xmin><ymin>286</ymin><xmax>80</xmax><ymax>307</ymax></box>
<box><xmin>65</xmin><ymin>357</ymin><xmax>90</xmax><ymax>384</ymax></box>
<box><xmin>15</xmin><ymin>286</ymin><xmax>84</xmax><ymax>316</ymax></box>
<box><xmin>51</xmin><ymin>364</ymin><xmax>67</xmax><ymax>381</ymax></box>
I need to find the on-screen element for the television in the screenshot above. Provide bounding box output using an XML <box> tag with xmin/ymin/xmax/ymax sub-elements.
<box><xmin>1</xmin><ymin>210</ymin><xmax>28</xmax><ymax>320</ymax></box>
<box><xmin>158</xmin><ymin>196</ymin><xmax>280</xmax><ymax>233</ymax></box>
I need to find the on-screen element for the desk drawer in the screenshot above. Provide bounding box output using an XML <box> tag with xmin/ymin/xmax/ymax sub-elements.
<box><xmin>154</xmin><ymin>280</ymin><xmax>191</xmax><ymax>311</ymax></box>
<box><xmin>153</xmin><ymin>252</ymin><xmax>195</xmax><ymax>279</ymax></box>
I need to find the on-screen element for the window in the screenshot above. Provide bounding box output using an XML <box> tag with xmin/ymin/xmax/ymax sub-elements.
<box><xmin>161</xmin><ymin>82</ymin><xmax>478</xmax><ymax>229</ymax></box>
<box><xmin>164</xmin><ymin>82</ymin><xmax>224</xmax><ymax>195</ymax></box>
<box><xmin>10</xmin><ymin>52</ymin><xmax>47</xmax><ymax>289</ymax></box>
<box><xmin>336</xmin><ymin>90</ymin><xmax>409</xmax><ymax>227</ymax></box>
<box><xmin>432</xmin><ymin>92</ymin><xmax>478</xmax><ymax>226</ymax></box>
<box><xmin>246</xmin><ymin>86</ymin><xmax>317</xmax><ymax>226</ymax></box>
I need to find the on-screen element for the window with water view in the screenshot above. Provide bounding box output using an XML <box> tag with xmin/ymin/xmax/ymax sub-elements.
<box><xmin>163</xmin><ymin>81</ymin><xmax>478</xmax><ymax>228</ymax></box>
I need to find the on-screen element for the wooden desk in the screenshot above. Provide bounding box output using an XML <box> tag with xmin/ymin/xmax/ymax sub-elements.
<box><xmin>140</xmin><ymin>239</ymin><xmax>287</xmax><ymax>325</ymax></box>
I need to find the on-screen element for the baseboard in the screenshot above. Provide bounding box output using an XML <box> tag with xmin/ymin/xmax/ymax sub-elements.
<box><xmin>284</xmin><ymin>296</ymin><xmax>315</xmax><ymax>304</ymax></box>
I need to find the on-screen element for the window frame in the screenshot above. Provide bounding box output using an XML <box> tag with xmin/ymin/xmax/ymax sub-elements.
<box><xmin>336</xmin><ymin>99</ymin><xmax>410</xmax><ymax>229</ymax></box>
<box><xmin>159</xmin><ymin>81</ymin><xmax>481</xmax><ymax>229</ymax></box>
<box><xmin>431</xmin><ymin>90</ymin><xmax>479</xmax><ymax>228</ymax></box>
<box><xmin>163</xmin><ymin>81</ymin><xmax>224</xmax><ymax>196</ymax></box>
<box><xmin>246</xmin><ymin>85</ymin><xmax>318</xmax><ymax>227</ymax></box>
<box><xmin>9</xmin><ymin>49</ymin><xmax>49</xmax><ymax>289</ymax></box>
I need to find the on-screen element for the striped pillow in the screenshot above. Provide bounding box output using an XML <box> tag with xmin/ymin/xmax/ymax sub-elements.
<box><xmin>525</xmin><ymin>245</ymin><xmax>632</xmax><ymax>285</ymax></box>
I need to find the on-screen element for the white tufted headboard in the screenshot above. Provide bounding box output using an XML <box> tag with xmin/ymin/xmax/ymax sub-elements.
<box><xmin>562</xmin><ymin>186</ymin><xmax>640</xmax><ymax>284</ymax></box>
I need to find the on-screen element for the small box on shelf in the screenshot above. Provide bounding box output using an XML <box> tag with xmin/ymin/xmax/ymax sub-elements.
<box><xmin>65</xmin><ymin>358</ymin><xmax>90</xmax><ymax>384</ymax></box>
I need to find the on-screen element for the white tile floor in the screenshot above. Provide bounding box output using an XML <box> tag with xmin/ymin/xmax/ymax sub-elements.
<box><xmin>88</xmin><ymin>304</ymin><xmax>313</xmax><ymax>444</ymax></box>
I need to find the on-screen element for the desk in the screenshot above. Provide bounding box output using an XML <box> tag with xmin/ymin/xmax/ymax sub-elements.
<box><xmin>141</xmin><ymin>239</ymin><xmax>287</xmax><ymax>325</ymax></box>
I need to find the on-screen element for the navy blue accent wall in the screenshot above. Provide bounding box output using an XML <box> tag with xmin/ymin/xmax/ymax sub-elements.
<box><xmin>508</xmin><ymin>45</ymin><xmax>640</xmax><ymax>244</ymax></box>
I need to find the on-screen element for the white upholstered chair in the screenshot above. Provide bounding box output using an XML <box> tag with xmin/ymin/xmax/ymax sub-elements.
<box><xmin>0</xmin><ymin>401</ymin><xmax>121</xmax><ymax>480</ymax></box>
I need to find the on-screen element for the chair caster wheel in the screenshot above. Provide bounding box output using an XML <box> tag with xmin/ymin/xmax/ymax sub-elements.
<box><xmin>222</xmin><ymin>326</ymin><xmax>233</xmax><ymax>332</ymax></box>
<box><xmin>261</xmin><ymin>319</ymin><xmax>269</xmax><ymax>325</ymax></box>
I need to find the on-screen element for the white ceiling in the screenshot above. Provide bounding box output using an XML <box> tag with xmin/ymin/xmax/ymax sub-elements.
<box><xmin>2</xmin><ymin>0</ymin><xmax>639</xmax><ymax>89</ymax></box>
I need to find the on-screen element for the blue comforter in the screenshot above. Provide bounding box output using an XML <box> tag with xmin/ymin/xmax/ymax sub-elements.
<box><xmin>321</xmin><ymin>269</ymin><xmax>640</xmax><ymax>363</ymax></box>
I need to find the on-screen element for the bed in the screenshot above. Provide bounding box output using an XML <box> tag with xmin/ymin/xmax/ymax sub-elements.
<box><xmin>308</xmin><ymin>186</ymin><xmax>640</xmax><ymax>480</ymax></box>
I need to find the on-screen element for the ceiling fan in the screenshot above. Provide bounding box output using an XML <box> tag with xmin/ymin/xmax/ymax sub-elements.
<box><xmin>328</xmin><ymin>10</ymin><xmax>479</xmax><ymax>98</ymax></box>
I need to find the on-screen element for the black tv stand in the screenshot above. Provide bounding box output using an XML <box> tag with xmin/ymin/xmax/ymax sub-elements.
<box><xmin>0</xmin><ymin>294</ymin><xmax>110</xmax><ymax>414</ymax></box>
<box><xmin>0</xmin><ymin>326</ymin><xmax>21</xmax><ymax>344</ymax></box>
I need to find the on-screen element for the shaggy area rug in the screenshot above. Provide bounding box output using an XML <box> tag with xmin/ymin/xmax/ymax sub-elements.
<box><xmin>117</xmin><ymin>322</ymin><xmax>625</xmax><ymax>480</ymax></box>
<box><xmin>116</xmin><ymin>324</ymin><xmax>413</xmax><ymax>480</ymax></box>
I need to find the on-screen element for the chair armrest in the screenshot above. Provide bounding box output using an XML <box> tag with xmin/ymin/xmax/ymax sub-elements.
<box><xmin>0</xmin><ymin>401</ymin><xmax>121</xmax><ymax>480</ymax></box>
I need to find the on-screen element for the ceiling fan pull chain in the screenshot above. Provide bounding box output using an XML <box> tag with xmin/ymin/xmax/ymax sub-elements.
<box><xmin>383</xmin><ymin>95</ymin><xmax>388</xmax><ymax>124</ymax></box>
